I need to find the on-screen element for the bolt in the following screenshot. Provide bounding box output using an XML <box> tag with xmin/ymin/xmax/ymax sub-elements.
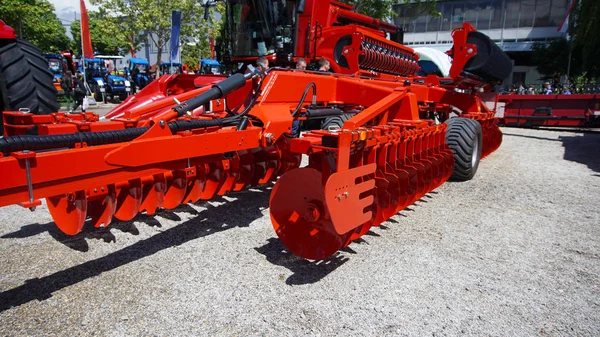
<box><xmin>344</xmin><ymin>192</ymin><xmax>349</xmax><ymax>199</ymax></box>
<box><xmin>467</xmin><ymin>48</ymin><xmax>473</xmax><ymax>54</ymax></box>
<box><xmin>159</xmin><ymin>120</ymin><xmax>166</xmax><ymax>127</ymax></box>
<box><xmin>93</xmin><ymin>188</ymin><xmax>97</xmax><ymax>193</ymax></box>
<box><xmin>101</xmin><ymin>187</ymin><xmax>105</xmax><ymax>192</ymax></box>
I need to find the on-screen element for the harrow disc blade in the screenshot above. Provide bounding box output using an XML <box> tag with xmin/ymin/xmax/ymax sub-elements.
<box><xmin>114</xmin><ymin>179</ymin><xmax>143</xmax><ymax>221</ymax></box>
<box><xmin>139</xmin><ymin>174</ymin><xmax>166</xmax><ymax>215</ymax></box>
<box><xmin>182</xmin><ymin>167</ymin><xmax>205</xmax><ymax>204</ymax></box>
<box><xmin>270</xmin><ymin>168</ymin><xmax>351</xmax><ymax>260</ymax></box>
<box><xmin>47</xmin><ymin>191</ymin><xmax>88</xmax><ymax>235</ymax></box>
<box><xmin>87</xmin><ymin>185</ymin><xmax>117</xmax><ymax>228</ymax></box>
<box><xmin>163</xmin><ymin>170</ymin><xmax>188</xmax><ymax>209</ymax></box>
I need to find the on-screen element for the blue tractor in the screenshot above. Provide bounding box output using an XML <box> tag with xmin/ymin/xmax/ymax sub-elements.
<box><xmin>84</xmin><ymin>55</ymin><xmax>130</xmax><ymax>102</ymax></box>
<box><xmin>199</xmin><ymin>58</ymin><xmax>221</xmax><ymax>74</ymax></box>
<box><xmin>159</xmin><ymin>61</ymin><xmax>182</xmax><ymax>75</ymax></box>
<box><xmin>126</xmin><ymin>57</ymin><xmax>151</xmax><ymax>93</ymax></box>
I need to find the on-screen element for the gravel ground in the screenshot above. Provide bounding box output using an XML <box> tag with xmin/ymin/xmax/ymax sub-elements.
<box><xmin>0</xmin><ymin>127</ymin><xmax>598</xmax><ymax>336</ymax></box>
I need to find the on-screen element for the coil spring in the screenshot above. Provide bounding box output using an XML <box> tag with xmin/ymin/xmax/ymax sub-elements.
<box><xmin>360</xmin><ymin>37</ymin><xmax>419</xmax><ymax>76</ymax></box>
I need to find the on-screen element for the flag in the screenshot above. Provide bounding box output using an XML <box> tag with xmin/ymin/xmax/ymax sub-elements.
<box><xmin>558</xmin><ymin>0</ymin><xmax>577</xmax><ymax>33</ymax></box>
<box><xmin>170</xmin><ymin>10</ymin><xmax>182</xmax><ymax>63</ymax></box>
<box><xmin>80</xmin><ymin>0</ymin><xmax>94</xmax><ymax>59</ymax></box>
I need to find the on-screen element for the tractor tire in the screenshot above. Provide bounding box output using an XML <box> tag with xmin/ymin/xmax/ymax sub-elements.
<box><xmin>0</xmin><ymin>39</ymin><xmax>59</xmax><ymax>136</ymax></box>
<box><xmin>321</xmin><ymin>113</ymin><xmax>353</xmax><ymax>131</ymax></box>
<box><xmin>445</xmin><ymin>117</ymin><xmax>482</xmax><ymax>181</ymax></box>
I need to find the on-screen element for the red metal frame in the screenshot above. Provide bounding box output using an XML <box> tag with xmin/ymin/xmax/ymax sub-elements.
<box><xmin>0</xmin><ymin>20</ymin><xmax>16</xmax><ymax>39</ymax></box>
<box><xmin>497</xmin><ymin>93</ymin><xmax>600</xmax><ymax>128</ymax></box>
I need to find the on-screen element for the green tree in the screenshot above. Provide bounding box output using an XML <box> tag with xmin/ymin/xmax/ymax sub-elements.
<box><xmin>531</xmin><ymin>38</ymin><xmax>582</xmax><ymax>81</ymax></box>
<box><xmin>91</xmin><ymin>0</ymin><xmax>206</xmax><ymax>75</ymax></box>
<box><xmin>570</xmin><ymin>0</ymin><xmax>600</xmax><ymax>78</ymax></box>
<box><xmin>0</xmin><ymin>0</ymin><xmax>71</xmax><ymax>52</ymax></box>
<box><xmin>70</xmin><ymin>9</ymin><xmax>134</xmax><ymax>56</ymax></box>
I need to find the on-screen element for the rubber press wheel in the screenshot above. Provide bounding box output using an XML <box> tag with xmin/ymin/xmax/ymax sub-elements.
<box><xmin>445</xmin><ymin>118</ymin><xmax>482</xmax><ymax>181</ymax></box>
<box><xmin>0</xmin><ymin>38</ymin><xmax>59</xmax><ymax>136</ymax></box>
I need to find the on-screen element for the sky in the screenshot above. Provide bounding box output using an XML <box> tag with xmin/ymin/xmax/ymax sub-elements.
<box><xmin>49</xmin><ymin>0</ymin><xmax>99</xmax><ymax>38</ymax></box>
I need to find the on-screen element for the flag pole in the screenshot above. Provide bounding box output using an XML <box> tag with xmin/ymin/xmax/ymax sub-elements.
<box><xmin>80</xmin><ymin>12</ymin><xmax>87</xmax><ymax>94</ymax></box>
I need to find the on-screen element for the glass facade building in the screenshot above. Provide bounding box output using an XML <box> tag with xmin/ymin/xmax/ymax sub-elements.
<box><xmin>393</xmin><ymin>0</ymin><xmax>570</xmax><ymax>86</ymax></box>
<box><xmin>395</xmin><ymin>0</ymin><xmax>568</xmax><ymax>35</ymax></box>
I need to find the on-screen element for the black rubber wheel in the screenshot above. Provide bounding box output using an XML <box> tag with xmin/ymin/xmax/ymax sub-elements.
<box><xmin>0</xmin><ymin>39</ymin><xmax>59</xmax><ymax>135</ymax></box>
<box><xmin>321</xmin><ymin>113</ymin><xmax>353</xmax><ymax>131</ymax></box>
<box><xmin>93</xmin><ymin>83</ymin><xmax>103</xmax><ymax>102</ymax></box>
<box><xmin>0</xmin><ymin>39</ymin><xmax>59</xmax><ymax>114</ymax></box>
<box><xmin>445</xmin><ymin>117</ymin><xmax>482</xmax><ymax>181</ymax></box>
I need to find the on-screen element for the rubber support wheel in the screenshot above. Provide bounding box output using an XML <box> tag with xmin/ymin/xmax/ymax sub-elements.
<box><xmin>321</xmin><ymin>113</ymin><xmax>352</xmax><ymax>131</ymax></box>
<box><xmin>445</xmin><ymin>118</ymin><xmax>482</xmax><ymax>181</ymax></box>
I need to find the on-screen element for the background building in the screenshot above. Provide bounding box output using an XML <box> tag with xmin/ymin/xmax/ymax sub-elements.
<box><xmin>393</xmin><ymin>0</ymin><xmax>570</xmax><ymax>89</ymax></box>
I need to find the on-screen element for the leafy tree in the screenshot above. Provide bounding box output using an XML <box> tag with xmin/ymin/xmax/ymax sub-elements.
<box><xmin>531</xmin><ymin>38</ymin><xmax>582</xmax><ymax>81</ymax></box>
<box><xmin>0</xmin><ymin>0</ymin><xmax>71</xmax><ymax>52</ymax></box>
<box><xmin>91</xmin><ymin>0</ymin><xmax>205</xmax><ymax>75</ymax></box>
<box><xmin>70</xmin><ymin>9</ymin><xmax>134</xmax><ymax>56</ymax></box>
<box><xmin>570</xmin><ymin>0</ymin><xmax>600</xmax><ymax>78</ymax></box>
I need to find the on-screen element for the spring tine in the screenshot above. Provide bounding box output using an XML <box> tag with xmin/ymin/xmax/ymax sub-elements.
<box><xmin>47</xmin><ymin>191</ymin><xmax>88</xmax><ymax>235</ymax></box>
<box><xmin>162</xmin><ymin>170</ymin><xmax>188</xmax><ymax>209</ymax></box>
<box><xmin>139</xmin><ymin>174</ymin><xmax>166</xmax><ymax>215</ymax></box>
<box><xmin>114</xmin><ymin>179</ymin><xmax>143</xmax><ymax>221</ymax></box>
<box><xmin>87</xmin><ymin>184</ymin><xmax>117</xmax><ymax>229</ymax></box>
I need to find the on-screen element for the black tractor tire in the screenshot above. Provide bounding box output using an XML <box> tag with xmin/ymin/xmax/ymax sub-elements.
<box><xmin>93</xmin><ymin>83</ymin><xmax>103</xmax><ymax>102</ymax></box>
<box><xmin>445</xmin><ymin>117</ymin><xmax>483</xmax><ymax>181</ymax></box>
<box><xmin>321</xmin><ymin>113</ymin><xmax>353</xmax><ymax>131</ymax></box>
<box><xmin>0</xmin><ymin>39</ymin><xmax>60</xmax><ymax>136</ymax></box>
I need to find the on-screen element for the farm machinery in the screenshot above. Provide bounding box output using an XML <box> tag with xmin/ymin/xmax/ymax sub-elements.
<box><xmin>496</xmin><ymin>93</ymin><xmax>600</xmax><ymax>128</ymax></box>
<box><xmin>0</xmin><ymin>1</ymin><xmax>511</xmax><ymax>260</ymax></box>
<box><xmin>44</xmin><ymin>51</ymin><xmax>76</xmax><ymax>95</ymax></box>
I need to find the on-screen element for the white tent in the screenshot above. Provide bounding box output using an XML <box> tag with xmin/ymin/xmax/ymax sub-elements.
<box><xmin>413</xmin><ymin>47</ymin><xmax>452</xmax><ymax>77</ymax></box>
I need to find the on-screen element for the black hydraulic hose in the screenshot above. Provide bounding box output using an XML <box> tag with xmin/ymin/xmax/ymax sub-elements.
<box><xmin>174</xmin><ymin>72</ymin><xmax>250</xmax><ymax>117</ymax></box>
<box><xmin>291</xmin><ymin>82</ymin><xmax>317</xmax><ymax>117</ymax></box>
<box><xmin>1</xmin><ymin>68</ymin><xmax>269</xmax><ymax>154</ymax></box>
<box><xmin>0</xmin><ymin>117</ymin><xmax>243</xmax><ymax>154</ymax></box>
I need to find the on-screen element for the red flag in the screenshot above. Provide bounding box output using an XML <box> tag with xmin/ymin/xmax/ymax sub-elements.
<box><xmin>80</xmin><ymin>0</ymin><xmax>94</xmax><ymax>59</ymax></box>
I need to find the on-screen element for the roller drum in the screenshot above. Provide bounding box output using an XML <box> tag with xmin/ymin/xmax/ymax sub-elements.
<box><xmin>464</xmin><ymin>31</ymin><xmax>513</xmax><ymax>83</ymax></box>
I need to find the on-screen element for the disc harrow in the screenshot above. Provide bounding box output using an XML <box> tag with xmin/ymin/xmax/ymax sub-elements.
<box><xmin>0</xmin><ymin>22</ymin><xmax>511</xmax><ymax>260</ymax></box>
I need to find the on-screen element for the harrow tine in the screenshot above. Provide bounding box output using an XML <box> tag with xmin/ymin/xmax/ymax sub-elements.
<box><xmin>47</xmin><ymin>191</ymin><xmax>88</xmax><ymax>235</ymax></box>
<box><xmin>182</xmin><ymin>167</ymin><xmax>205</xmax><ymax>204</ymax></box>
<box><xmin>87</xmin><ymin>184</ymin><xmax>117</xmax><ymax>228</ymax></box>
<box><xmin>139</xmin><ymin>174</ymin><xmax>166</xmax><ymax>215</ymax></box>
<box><xmin>162</xmin><ymin>170</ymin><xmax>189</xmax><ymax>209</ymax></box>
<box><xmin>233</xmin><ymin>151</ymin><xmax>255</xmax><ymax>191</ymax></box>
<box><xmin>200</xmin><ymin>161</ymin><xmax>225</xmax><ymax>200</ymax></box>
<box><xmin>114</xmin><ymin>179</ymin><xmax>143</xmax><ymax>221</ymax></box>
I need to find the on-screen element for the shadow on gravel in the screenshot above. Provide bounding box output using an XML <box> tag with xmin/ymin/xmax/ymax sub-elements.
<box><xmin>254</xmin><ymin>238</ymin><xmax>349</xmax><ymax>286</ymax></box>
<box><xmin>503</xmin><ymin>130</ymin><xmax>600</xmax><ymax>173</ymax></box>
<box><xmin>0</xmin><ymin>188</ymin><xmax>269</xmax><ymax>313</ymax></box>
<box><xmin>502</xmin><ymin>132</ymin><xmax>561</xmax><ymax>142</ymax></box>
<box><xmin>559</xmin><ymin>133</ymin><xmax>600</xmax><ymax>173</ymax></box>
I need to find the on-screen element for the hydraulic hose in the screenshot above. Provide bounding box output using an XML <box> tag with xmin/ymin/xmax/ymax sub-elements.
<box><xmin>0</xmin><ymin>67</ymin><xmax>267</xmax><ymax>154</ymax></box>
<box><xmin>0</xmin><ymin>117</ymin><xmax>241</xmax><ymax>154</ymax></box>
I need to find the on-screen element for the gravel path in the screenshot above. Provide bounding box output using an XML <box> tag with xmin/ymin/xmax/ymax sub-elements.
<box><xmin>0</xmin><ymin>127</ymin><xmax>598</xmax><ymax>336</ymax></box>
